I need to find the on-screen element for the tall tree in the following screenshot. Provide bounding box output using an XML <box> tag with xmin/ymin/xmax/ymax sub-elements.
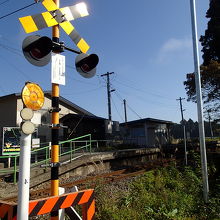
<box><xmin>184</xmin><ymin>0</ymin><xmax>220</xmax><ymax>120</ymax></box>
<box><xmin>200</xmin><ymin>0</ymin><xmax>220</xmax><ymax>66</ymax></box>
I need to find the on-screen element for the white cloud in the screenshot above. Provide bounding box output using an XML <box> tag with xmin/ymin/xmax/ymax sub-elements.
<box><xmin>161</xmin><ymin>37</ymin><xmax>192</xmax><ymax>51</ymax></box>
<box><xmin>156</xmin><ymin>37</ymin><xmax>192</xmax><ymax>63</ymax></box>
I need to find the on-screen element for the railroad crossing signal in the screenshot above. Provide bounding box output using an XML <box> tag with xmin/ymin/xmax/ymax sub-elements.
<box><xmin>22</xmin><ymin>35</ymin><xmax>52</xmax><ymax>66</ymax></box>
<box><xmin>19</xmin><ymin>0</ymin><xmax>99</xmax><ymax>75</ymax></box>
<box><xmin>19</xmin><ymin>0</ymin><xmax>90</xmax><ymax>53</ymax></box>
<box><xmin>75</xmin><ymin>53</ymin><xmax>99</xmax><ymax>78</ymax></box>
<box><xmin>22</xmin><ymin>35</ymin><xmax>99</xmax><ymax>77</ymax></box>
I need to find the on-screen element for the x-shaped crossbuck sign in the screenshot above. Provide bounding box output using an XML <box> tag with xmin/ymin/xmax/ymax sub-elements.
<box><xmin>19</xmin><ymin>0</ymin><xmax>90</xmax><ymax>53</ymax></box>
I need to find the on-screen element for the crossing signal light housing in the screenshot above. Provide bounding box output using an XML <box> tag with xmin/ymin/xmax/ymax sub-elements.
<box><xmin>22</xmin><ymin>35</ymin><xmax>99</xmax><ymax>78</ymax></box>
<box><xmin>22</xmin><ymin>35</ymin><xmax>52</xmax><ymax>67</ymax></box>
<box><xmin>75</xmin><ymin>53</ymin><xmax>99</xmax><ymax>78</ymax></box>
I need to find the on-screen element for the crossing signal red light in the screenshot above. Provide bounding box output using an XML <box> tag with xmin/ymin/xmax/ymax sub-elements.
<box><xmin>75</xmin><ymin>53</ymin><xmax>99</xmax><ymax>78</ymax></box>
<box><xmin>22</xmin><ymin>35</ymin><xmax>52</xmax><ymax>67</ymax></box>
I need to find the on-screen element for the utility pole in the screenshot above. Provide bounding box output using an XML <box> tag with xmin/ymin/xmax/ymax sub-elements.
<box><xmin>101</xmin><ymin>72</ymin><xmax>115</xmax><ymax>121</ymax></box>
<box><xmin>190</xmin><ymin>0</ymin><xmax>209</xmax><ymax>202</ymax></box>
<box><xmin>176</xmin><ymin>97</ymin><xmax>187</xmax><ymax>166</ymax></box>
<box><xmin>123</xmin><ymin>99</ymin><xmax>127</xmax><ymax>123</ymax></box>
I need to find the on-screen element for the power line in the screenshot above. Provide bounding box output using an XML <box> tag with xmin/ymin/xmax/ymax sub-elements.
<box><xmin>114</xmin><ymin>79</ymin><xmax>173</xmax><ymax>100</ymax></box>
<box><xmin>61</xmin><ymin>86</ymin><xmax>104</xmax><ymax>96</ymax></box>
<box><xmin>114</xmin><ymin>91</ymin><xmax>142</xmax><ymax>120</ymax></box>
<box><xmin>114</xmin><ymin>86</ymin><xmax>177</xmax><ymax>108</ymax></box>
<box><xmin>0</xmin><ymin>0</ymin><xmax>9</xmax><ymax>6</ymax></box>
<box><xmin>111</xmin><ymin>96</ymin><xmax>124</xmax><ymax>122</ymax></box>
<box><xmin>126</xmin><ymin>103</ymin><xmax>142</xmax><ymax>120</ymax></box>
<box><xmin>0</xmin><ymin>43</ymin><xmax>22</xmax><ymax>57</ymax></box>
<box><xmin>65</xmin><ymin>64</ymin><xmax>99</xmax><ymax>86</ymax></box>
<box><xmin>0</xmin><ymin>2</ymin><xmax>37</xmax><ymax>20</ymax></box>
<box><xmin>67</xmin><ymin>114</ymin><xmax>85</xmax><ymax>140</ymax></box>
<box><xmin>0</xmin><ymin>54</ymin><xmax>34</xmax><ymax>81</ymax></box>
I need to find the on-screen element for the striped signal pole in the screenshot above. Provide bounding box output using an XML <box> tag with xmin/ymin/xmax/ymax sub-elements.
<box><xmin>51</xmin><ymin>0</ymin><xmax>60</xmax><ymax>219</ymax></box>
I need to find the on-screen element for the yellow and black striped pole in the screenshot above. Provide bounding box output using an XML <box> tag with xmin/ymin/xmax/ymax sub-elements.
<box><xmin>51</xmin><ymin>0</ymin><xmax>60</xmax><ymax>219</ymax></box>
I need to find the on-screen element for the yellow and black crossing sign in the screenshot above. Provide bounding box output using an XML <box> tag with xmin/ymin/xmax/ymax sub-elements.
<box><xmin>19</xmin><ymin>0</ymin><xmax>90</xmax><ymax>53</ymax></box>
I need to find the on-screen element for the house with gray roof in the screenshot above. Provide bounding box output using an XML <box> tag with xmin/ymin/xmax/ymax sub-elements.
<box><xmin>120</xmin><ymin>118</ymin><xmax>173</xmax><ymax>147</ymax></box>
<box><xmin>0</xmin><ymin>92</ymin><xmax>95</xmax><ymax>147</ymax></box>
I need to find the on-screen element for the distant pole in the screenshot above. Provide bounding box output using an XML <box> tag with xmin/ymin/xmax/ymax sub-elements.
<box><xmin>107</xmin><ymin>73</ymin><xmax>111</xmax><ymax>120</ymax></box>
<box><xmin>207</xmin><ymin>110</ymin><xmax>213</xmax><ymax>138</ymax></box>
<box><xmin>101</xmin><ymin>72</ymin><xmax>115</xmax><ymax>121</ymax></box>
<box><xmin>123</xmin><ymin>99</ymin><xmax>127</xmax><ymax>123</ymax></box>
<box><xmin>189</xmin><ymin>0</ymin><xmax>209</xmax><ymax>202</ymax></box>
<box><xmin>176</xmin><ymin>97</ymin><xmax>187</xmax><ymax>165</ymax></box>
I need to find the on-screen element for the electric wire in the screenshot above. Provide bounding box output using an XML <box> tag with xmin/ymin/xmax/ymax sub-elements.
<box><xmin>114</xmin><ymin>90</ymin><xmax>142</xmax><ymax>120</ymax></box>
<box><xmin>114</xmin><ymin>79</ymin><xmax>172</xmax><ymax>100</ymax></box>
<box><xmin>0</xmin><ymin>54</ymin><xmax>33</xmax><ymax>81</ymax></box>
<box><xmin>0</xmin><ymin>2</ymin><xmax>37</xmax><ymax>20</ymax></box>
<box><xmin>111</xmin><ymin>96</ymin><xmax>124</xmax><ymax>122</ymax></box>
<box><xmin>0</xmin><ymin>43</ymin><xmax>50</xmax><ymax>89</ymax></box>
<box><xmin>0</xmin><ymin>0</ymin><xmax>9</xmax><ymax>6</ymax></box>
<box><xmin>66</xmin><ymin>64</ymin><xmax>99</xmax><ymax>86</ymax></box>
<box><xmin>0</xmin><ymin>43</ymin><xmax>23</xmax><ymax>57</ymax></box>
<box><xmin>62</xmin><ymin>86</ymin><xmax>104</xmax><ymax>96</ymax></box>
<box><xmin>114</xmin><ymin>85</ymin><xmax>178</xmax><ymax>108</ymax></box>
<box><xmin>126</xmin><ymin>103</ymin><xmax>142</xmax><ymax>120</ymax></box>
<box><xmin>109</xmin><ymin>81</ymin><xmax>143</xmax><ymax>120</ymax></box>
<box><xmin>67</xmin><ymin>114</ymin><xmax>85</xmax><ymax>140</ymax></box>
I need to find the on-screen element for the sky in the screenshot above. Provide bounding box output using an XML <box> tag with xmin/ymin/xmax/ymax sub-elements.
<box><xmin>0</xmin><ymin>0</ymin><xmax>210</xmax><ymax>123</ymax></box>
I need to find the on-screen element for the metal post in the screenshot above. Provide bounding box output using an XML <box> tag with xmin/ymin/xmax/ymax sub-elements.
<box><xmin>14</xmin><ymin>156</ymin><xmax>17</xmax><ymax>184</ymax></box>
<box><xmin>89</xmin><ymin>134</ymin><xmax>92</xmax><ymax>153</ymax></box>
<box><xmin>183</xmin><ymin>125</ymin><xmax>187</xmax><ymax>165</ymax></box>
<box><xmin>107</xmin><ymin>73</ymin><xmax>112</xmax><ymax>121</ymax></box>
<box><xmin>96</xmin><ymin>141</ymin><xmax>99</xmax><ymax>149</ymax></box>
<box><xmin>70</xmin><ymin>142</ymin><xmax>73</xmax><ymax>161</ymax></box>
<box><xmin>207</xmin><ymin>110</ymin><xmax>213</xmax><ymax>138</ymax></box>
<box><xmin>123</xmin><ymin>99</ymin><xmax>128</xmax><ymax>123</ymax></box>
<box><xmin>46</xmin><ymin>147</ymin><xmax>48</xmax><ymax>165</ymax></box>
<box><xmin>189</xmin><ymin>0</ymin><xmax>209</xmax><ymax>202</ymax></box>
<box><xmin>176</xmin><ymin>97</ymin><xmax>187</xmax><ymax>165</ymax></box>
<box><xmin>17</xmin><ymin>133</ymin><xmax>32</xmax><ymax>220</ymax></box>
<box><xmin>51</xmin><ymin>0</ymin><xmax>60</xmax><ymax>219</ymax></box>
<box><xmin>8</xmin><ymin>157</ymin><xmax>11</xmax><ymax>168</ymax></box>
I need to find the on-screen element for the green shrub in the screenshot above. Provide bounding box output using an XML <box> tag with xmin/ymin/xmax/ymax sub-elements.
<box><xmin>94</xmin><ymin>163</ymin><xmax>219</xmax><ymax>220</ymax></box>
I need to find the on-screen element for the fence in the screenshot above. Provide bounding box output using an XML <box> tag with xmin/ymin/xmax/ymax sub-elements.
<box><xmin>0</xmin><ymin>134</ymin><xmax>92</xmax><ymax>183</ymax></box>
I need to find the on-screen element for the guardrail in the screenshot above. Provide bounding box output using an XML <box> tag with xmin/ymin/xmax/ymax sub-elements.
<box><xmin>0</xmin><ymin>134</ymin><xmax>92</xmax><ymax>183</ymax></box>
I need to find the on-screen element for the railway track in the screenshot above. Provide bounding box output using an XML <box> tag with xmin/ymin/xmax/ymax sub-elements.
<box><xmin>4</xmin><ymin>158</ymin><xmax>174</xmax><ymax>202</ymax></box>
